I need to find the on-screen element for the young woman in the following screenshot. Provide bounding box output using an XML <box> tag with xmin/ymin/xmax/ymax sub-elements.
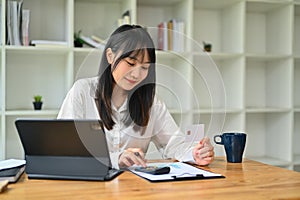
<box><xmin>57</xmin><ymin>24</ymin><xmax>214</xmax><ymax>169</ymax></box>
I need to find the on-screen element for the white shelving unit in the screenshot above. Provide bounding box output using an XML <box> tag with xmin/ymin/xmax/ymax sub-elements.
<box><xmin>0</xmin><ymin>0</ymin><xmax>299</xmax><ymax>171</ymax></box>
<box><xmin>294</xmin><ymin>1</ymin><xmax>300</xmax><ymax>170</ymax></box>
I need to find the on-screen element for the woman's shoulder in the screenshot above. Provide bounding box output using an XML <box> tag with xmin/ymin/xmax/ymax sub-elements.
<box><xmin>73</xmin><ymin>76</ymin><xmax>98</xmax><ymax>87</ymax></box>
<box><xmin>71</xmin><ymin>77</ymin><xmax>98</xmax><ymax>97</ymax></box>
<box><xmin>152</xmin><ymin>94</ymin><xmax>167</xmax><ymax>108</ymax></box>
<box><xmin>72</xmin><ymin>77</ymin><xmax>98</xmax><ymax>91</ymax></box>
<box><xmin>150</xmin><ymin>95</ymin><xmax>172</xmax><ymax>119</ymax></box>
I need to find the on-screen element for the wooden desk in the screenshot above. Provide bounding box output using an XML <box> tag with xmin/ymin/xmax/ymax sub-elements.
<box><xmin>1</xmin><ymin>157</ymin><xmax>300</xmax><ymax>200</ymax></box>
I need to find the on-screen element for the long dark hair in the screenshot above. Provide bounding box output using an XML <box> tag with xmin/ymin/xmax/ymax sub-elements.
<box><xmin>96</xmin><ymin>24</ymin><xmax>156</xmax><ymax>130</ymax></box>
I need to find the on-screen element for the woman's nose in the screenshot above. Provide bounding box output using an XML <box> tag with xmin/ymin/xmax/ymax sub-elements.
<box><xmin>130</xmin><ymin>67</ymin><xmax>140</xmax><ymax>79</ymax></box>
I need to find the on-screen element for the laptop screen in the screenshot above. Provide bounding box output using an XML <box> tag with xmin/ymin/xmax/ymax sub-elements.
<box><xmin>15</xmin><ymin>119</ymin><xmax>121</xmax><ymax>180</ymax></box>
<box><xmin>16</xmin><ymin>119</ymin><xmax>106</xmax><ymax>157</ymax></box>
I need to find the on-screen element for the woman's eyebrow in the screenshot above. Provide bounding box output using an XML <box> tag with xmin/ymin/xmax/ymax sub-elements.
<box><xmin>128</xmin><ymin>56</ymin><xmax>151</xmax><ymax>64</ymax></box>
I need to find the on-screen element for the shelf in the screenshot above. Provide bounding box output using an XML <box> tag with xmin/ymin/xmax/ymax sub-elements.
<box><xmin>246</xmin><ymin>107</ymin><xmax>291</xmax><ymax>113</ymax></box>
<box><xmin>0</xmin><ymin>0</ymin><xmax>299</xmax><ymax>170</ymax></box>
<box><xmin>168</xmin><ymin>109</ymin><xmax>190</xmax><ymax>114</ymax></box>
<box><xmin>192</xmin><ymin>52</ymin><xmax>243</xmax><ymax>60</ymax></box>
<box><xmin>193</xmin><ymin>112</ymin><xmax>244</xmax><ymax>133</ymax></box>
<box><xmin>73</xmin><ymin>48</ymin><xmax>102</xmax><ymax>80</ymax></box>
<box><xmin>194</xmin><ymin>0</ymin><xmax>242</xmax><ymax>10</ymax></box>
<box><xmin>137</xmin><ymin>0</ymin><xmax>191</xmax><ymax>52</ymax></box>
<box><xmin>5</xmin><ymin>46</ymin><xmax>70</xmax><ymax>55</ymax></box>
<box><xmin>194</xmin><ymin>108</ymin><xmax>243</xmax><ymax>114</ymax></box>
<box><xmin>245</xmin><ymin>1</ymin><xmax>292</xmax><ymax>55</ymax></box>
<box><xmin>5</xmin><ymin>53</ymin><xmax>69</xmax><ymax>110</ymax></box>
<box><xmin>75</xmin><ymin>0</ymin><xmax>132</xmax><ymax>39</ymax></box>
<box><xmin>193</xmin><ymin>55</ymin><xmax>243</xmax><ymax>110</ymax></box>
<box><xmin>138</xmin><ymin>0</ymin><xmax>184</xmax><ymax>7</ymax></box>
<box><xmin>73</xmin><ymin>47</ymin><xmax>102</xmax><ymax>54</ymax></box>
<box><xmin>294</xmin><ymin>113</ymin><xmax>300</xmax><ymax>163</ymax></box>
<box><xmin>246</xmin><ymin>1</ymin><xmax>290</xmax><ymax>13</ymax></box>
<box><xmin>75</xmin><ymin>0</ymin><xmax>125</xmax><ymax>3</ymax></box>
<box><xmin>246</xmin><ymin>112</ymin><xmax>293</xmax><ymax>163</ymax></box>
<box><xmin>156</xmin><ymin>50</ymin><xmax>190</xmax><ymax>60</ymax></box>
<box><xmin>246</xmin><ymin>53</ymin><xmax>291</xmax><ymax>61</ymax></box>
<box><xmin>246</xmin><ymin>58</ymin><xmax>293</xmax><ymax>109</ymax></box>
<box><xmin>294</xmin><ymin>4</ymin><xmax>300</xmax><ymax>55</ymax></box>
<box><xmin>23</xmin><ymin>0</ymin><xmax>70</xmax><ymax>43</ymax></box>
<box><xmin>294</xmin><ymin>59</ymin><xmax>300</xmax><ymax>108</ymax></box>
<box><xmin>74</xmin><ymin>49</ymin><xmax>102</xmax><ymax>80</ymax></box>
<box><xmin>5</xmin><ymin>110</ymin><xmax>58</xmax><ymax>116</ymax></box>
<box><xmin>193</xmin><ymin>0</ymin><xmax>243</xmax><ymax>54</ymax></box>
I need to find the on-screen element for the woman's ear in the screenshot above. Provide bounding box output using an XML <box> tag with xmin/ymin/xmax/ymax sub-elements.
<box><xmin>106</xmin><ymin>48</ymin><xmax>115</xmax><ymax>64</ymax></box>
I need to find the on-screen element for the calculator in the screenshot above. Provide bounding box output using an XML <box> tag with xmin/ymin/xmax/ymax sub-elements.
<box><xmin>134</xmin><ymin>166</ymin><xmax>170</xmax><ymax>175</ymax></box>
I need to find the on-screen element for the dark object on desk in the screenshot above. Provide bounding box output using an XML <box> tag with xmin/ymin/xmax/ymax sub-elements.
<box><xmin>214</xmin><ymin>132</ymin><xmax>247</xmax><ymax>163</ymax></box>
<box><xmin>135</xmin><ymin>166</ymin><xmax>171</xmax><ymax>175</ymax></box>
<box><xmin>15</xmin><ymin>119</ymin><xmax>123</xmax><ymax>181</ymax></box>
<box><xmin>0</xmin><ymin>165</ymin><xmax>25</xmax><ymax>183</ymax></box>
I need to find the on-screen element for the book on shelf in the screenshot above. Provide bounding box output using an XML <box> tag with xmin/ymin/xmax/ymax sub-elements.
<box><xmin>21</xmin><ymin>9</ymin><xmax>30</xmax><ymax>46</ymax></box>
<box><xmin>6</xmin><ymin>0</ymin><xmax>14</xmax><ymax>45</ymax></box>
<box><xmin>167</xmin><ymin>20</ymin><xmax>173</xmax><ymax>51</ymax></box>
<box><xmin>158</xmin><ymin>21</ymin><xmax>168</xmax><ymax>51</ymax></box>
<box><xmin>79</xmin><ymin>35</ymin><xmax>105</xmax><ymax>50</ymax></box>
<box><xmin>0</xmin><ymin>159</ymin><xmax>26</xmax><ymax>183</ymax></box>
<box><xmin>30</xmin><ymin>40</ymin><xmax>68</xmax><ymax>48</ymax></box>
<box><xmin>6</xmin><ymin>0</ymin><xmax>24</xmax><ymax>46</ymax></box>
<box><xmin>157</xmin><ymin>19</ymin><xmax>185</xmax><ymax>52</ymax></box>
<box><xmin>91</xmin><ymin>35</ymin><xmax>106</xmax><ymax>44</ymax></box>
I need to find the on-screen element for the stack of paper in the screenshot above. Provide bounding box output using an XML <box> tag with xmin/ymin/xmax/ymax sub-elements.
<box><xmin>0</xmin><ymin>159</ymin><xmax>26</xmax><ymax>183</ymax></box>
<box><xmin>129</xmin><ymin>162</ymin><xmax>224</xmax><ymax>182</ymax></box>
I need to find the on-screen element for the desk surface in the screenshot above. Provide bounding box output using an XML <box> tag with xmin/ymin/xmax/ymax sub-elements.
<box><xmin>1</xmin><ymin>157</ymin><xmax>300</xmax><ymax>200</ymax></box>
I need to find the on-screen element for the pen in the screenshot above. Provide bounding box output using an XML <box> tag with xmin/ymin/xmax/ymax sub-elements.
<box><xmin>134</xmin><ymin>152</ymin><xmax>147</xmax><ymax>167</ymax></box>
<box><xmin>134</xmin><ymin>152</ymin><xmax>140</xmax><ymax>157</ymax></box>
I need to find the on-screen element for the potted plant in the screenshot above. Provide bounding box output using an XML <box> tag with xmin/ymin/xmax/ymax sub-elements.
<box><xmin>203</xmin><ymin>41</ymin><xmax>212</xmax><ymax>52</ymax></box>
<box><xmin>74</xmin><ymin>30</ymin><xmax>84</xmax><ymax>47</ymax></box>
<box><xmin>33</xmin><ymin>95</ymin><xmax>43</xmax><ymax>110</ymax></box>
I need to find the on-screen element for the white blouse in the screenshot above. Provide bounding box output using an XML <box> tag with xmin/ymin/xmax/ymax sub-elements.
<box><xmin>57</xmin><ymin>76</ymin><xmax>194</xmax><ymax>168</ymax></box>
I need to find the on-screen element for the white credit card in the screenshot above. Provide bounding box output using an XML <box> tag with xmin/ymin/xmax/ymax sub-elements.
<box><xmin>184</xmin><ymin>124</ymin><xmax>204</xmax><ymax>143</ymax></box>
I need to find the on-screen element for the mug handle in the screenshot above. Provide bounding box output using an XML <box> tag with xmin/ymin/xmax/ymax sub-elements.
<box><xmin>214</xmin><ymin>135</ymin><xmax>223</xmax><ymax>145</ymax></box>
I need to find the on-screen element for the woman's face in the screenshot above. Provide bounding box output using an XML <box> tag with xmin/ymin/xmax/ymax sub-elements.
<box><xmin>108</xmin><ymin>49</ymin><xmax>151</xmax><ymax>91</ymax></box>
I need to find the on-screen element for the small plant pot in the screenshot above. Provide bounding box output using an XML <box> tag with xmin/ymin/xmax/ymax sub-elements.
<box><xmin>74</xmin><ymin>40</ymin><xmax>83</xmax><ymax>48</ymax></box>
<box><xmin>203</xmin><ymin>41</ymin><xmax>212</xmax><ymax>52</ymax></box>
<box><xmin>33</xmin><ymin>102</ymin><xmax>43</xmax><ymax>110</ymax></box>
<box><xmin>204</xmin><ymin>44</ymin><xmax>212</xmax><ymax>52</ymax></box>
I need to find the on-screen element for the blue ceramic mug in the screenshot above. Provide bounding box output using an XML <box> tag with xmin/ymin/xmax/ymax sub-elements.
<box><xmin>214</xmin><ymin>133</ymin><xmax>246</xmax><ymax>163</ymax></box>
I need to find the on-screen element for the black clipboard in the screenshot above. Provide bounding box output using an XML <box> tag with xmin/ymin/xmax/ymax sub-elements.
<box><xmin>129</xmin><ymin>162</ymin><xmax>225</xmax><ymax>183</ymax></box>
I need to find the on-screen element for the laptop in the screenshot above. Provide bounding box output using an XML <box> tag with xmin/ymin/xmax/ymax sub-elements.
<box><xmin>15</xmin><ymin>119</ymin><xmax>123</xmax><ymax>181</ymax></box>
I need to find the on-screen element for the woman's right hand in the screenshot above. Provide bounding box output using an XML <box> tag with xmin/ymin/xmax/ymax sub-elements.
<box><xmin>119</xmin><ymin>148</ymin><xmax>147</xmax><ymax>168</ymax></box>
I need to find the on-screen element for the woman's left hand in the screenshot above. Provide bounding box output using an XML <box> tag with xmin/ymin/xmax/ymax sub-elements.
<box><xmin>192</xmin><ymin>137</ymin><xmax>215</xmax><ymax>166</ymax></box>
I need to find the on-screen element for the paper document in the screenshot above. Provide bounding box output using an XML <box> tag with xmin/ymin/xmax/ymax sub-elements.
<box><xmin>129</xmin><ymin>162</ymin><xmax>224</xmax><ymax>182</ymax></box>
<box><xmin>0</xmin><ymin>159</ymin><xmax>26</xmax><ymax>170</ymax></box>
<box><xmin>185</xmin><ymin>124</ymin><xmax>204</xmax><ymax>143</ymax></box>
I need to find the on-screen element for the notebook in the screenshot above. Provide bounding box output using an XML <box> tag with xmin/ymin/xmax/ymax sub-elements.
<box><xmin>0</xmin><ymin>165</ymin><xmax>25</xmax><ymax>183</ymax></box>
<box><xmin>15</xmin><ymin>119</ymin><xmax>123</xmax><ymax>181</ymax></box>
